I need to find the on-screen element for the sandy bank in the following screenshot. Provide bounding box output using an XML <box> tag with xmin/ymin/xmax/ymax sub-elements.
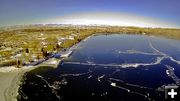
<box><xmin>0</xmin><ymin>58</ymin><xmax>61</xmax><ymax>101</ymax></box>
<box><xmin>0</xmin><ymin>66</ymin><xmax>35</xmax><ymax>101</ymax></box>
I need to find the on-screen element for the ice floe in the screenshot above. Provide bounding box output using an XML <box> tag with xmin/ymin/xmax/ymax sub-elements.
<box><xmin>165</xmin><ymin>65</ymin><xmax>180</xmax><ymax>85</ymax></box>
<box><xmin>108</xmin><ymin>80</ymin><xmax>153</xmax><ymax>101</ymax></box>
<box><xmin>97</xmin><ymin>74</ymin><xmax>105</xmax><ymax>82</ymax></box>
<box><xmin>65</xmin><ymin>56</ymin><xmax>164</xmax><ymax>68</ymax></box>
<box><xmin>60</xmin><ymin>69</ymin><xmax>92</xmax><ymax>77</ymax></box>
<box><xmin>118</xmin><ymin>50</ymin><xmax>160</xmax><ymax>56</ymax></box>
<box><xmin>110</xmin><ymin>82</ymin><xmax>116</xmax><ymax>87</ymax></box>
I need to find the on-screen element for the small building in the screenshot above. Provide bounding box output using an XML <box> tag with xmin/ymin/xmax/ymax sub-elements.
<box><xmin>58</xmin><ymin>41</ymin><xmax>62</xmax><ymax>46</ymax></box>
<box><xmin>68</xmin><ymin>36</ymin><xmax>74</xmax><ymax>40</ymax></box>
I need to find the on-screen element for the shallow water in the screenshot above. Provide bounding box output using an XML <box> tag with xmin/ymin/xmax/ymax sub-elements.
<box><xmin>19</xmin><ymin>34</ymin><xmax>180</xmax><ymax>101</ymax></box>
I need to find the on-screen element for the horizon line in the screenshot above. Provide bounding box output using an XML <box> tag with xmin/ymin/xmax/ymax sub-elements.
<box><xmin>0</xmin><ymin>23</ymin><xmax>180</xmax><ymax>30</ymax></box>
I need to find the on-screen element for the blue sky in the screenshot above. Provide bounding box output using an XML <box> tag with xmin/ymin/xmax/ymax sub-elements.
<box><xmin>0</xmin><ymin>0</ymin><xmax>180</xmax><ymax>28</ymax></box>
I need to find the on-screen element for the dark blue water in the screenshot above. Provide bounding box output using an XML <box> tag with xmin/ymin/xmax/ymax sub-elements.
<box><xmin>19</xmin><ymin>34</ymin><xmax>180</xmax><ymax>101</ymax></box>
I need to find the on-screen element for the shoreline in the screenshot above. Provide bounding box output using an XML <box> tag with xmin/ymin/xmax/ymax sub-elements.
<box><xmin>0</xmin><ymin>33</ymin><xmax>92</xmax><ymax>101</ymax></box>
<box><xmin>0</xmin><ymin>66</ymin><xmax>37</xmax><ymax>101</ymax></box>
<box><xmin>1</xmin><ymin>59</ymin><xmax>62</xmax><ymax>101</ymax></box>
<box><xmin>0</xmin><ymin>57</ymin><xmax>63</xmax><ymax>101</ymax></box>
<box><xmin>4</xmin><ymin>67</ymin><xmax>36</xmax><ymax>101</ymax></box>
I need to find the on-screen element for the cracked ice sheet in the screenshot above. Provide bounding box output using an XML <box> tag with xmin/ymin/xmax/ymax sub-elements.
<box><xmin>58</xmin><ymin>62</ymin><xmax>174</xmax><ymax>89</ymax></box>
<box><xmin>108</xmin><ymin>80</ymin><xmax>155</xmax><ymax>101</ymax></box>
<box><xmin>28</xmin><ymin>74</ymin><xmax>68</xmax><ymax>100</ymax></box>
<box><xmin>65</xmin><ymin>34</ymin><xmax>159</xmax><ymax>64</ymax></box>
<box><xmin>150</xmin><ymin>37</ymin><xmax>180</xmax><ymax>62</ymax></box>
<box><xmin>60</xmin><ymin>34</ymin><xmax>180</xmax><ymax>89</ymax></box>
<box><xmin>65</xmin><ymin>34</ymin><xmax>180</xmax><ymax>68</ymax></box>
<box><xmin>65</xmin><ymin>39</ymin><xmax>180</xmax><ymax>72</ymax></box>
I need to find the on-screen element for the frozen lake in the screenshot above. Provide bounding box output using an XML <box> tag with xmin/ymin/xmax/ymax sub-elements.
<box><xmin>19</xmin><ymin>34</ymin><xmax>180</xmax><ymax>101</ymax></box>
